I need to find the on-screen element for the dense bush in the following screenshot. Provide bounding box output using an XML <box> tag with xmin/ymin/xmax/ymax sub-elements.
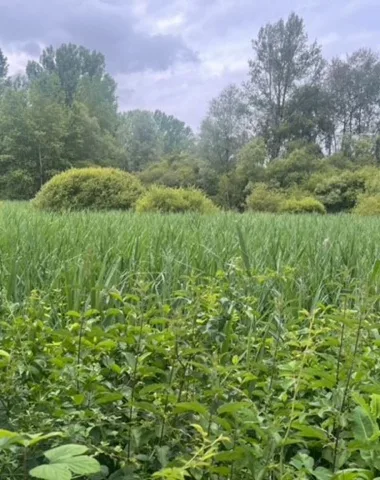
<box><xmin>0</xmin><ymin>169</ymin><xmax>36</xmax><ymax>200</ymax></box>
<box><xmin>353</xmin><ymin>195</ymin><xmax>380</xmax><ymax>215</ymax></box>
<box><xmin>139</xmin><ymin>153</ymin><xmax>202</xmax><ymax>188</ymax></box>
<box><xmin>280</xmin><ymin>196</ymin><xmax>326</xmax><ymax>214</ymax></box>
<box><xmin>314</xmin><ymin>171</ymin><xmax>365</xmax><ymax>212</ymax></box>
<box><xmin>266</xmin><ymin>148</ymin><xmax>322</xmax><ymax>188</ymax></box>
<box><xmin>246</xmin><ymin>183</ymin><xmax>285</xmax><ymax>212</ymax></box>
<box><xmin>136</xmin><ymin>186</ymin><xmax>218</xmax><ymax>213</ymax></box>
<box><xmin>33</xmin><ymin>167</ymin><xmax>144</xmax><ymax>211</ymax></box>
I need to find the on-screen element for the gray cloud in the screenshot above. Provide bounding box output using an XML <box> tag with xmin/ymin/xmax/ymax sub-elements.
<box><xmin>1</xmin><ymin>0</ymin><xmax>380</xmax><ymax>128</ymax></box>
<box><xmin>0</xmin><ymin>0</ymin><xmax>198</xmax><ymax>74</ymax></box>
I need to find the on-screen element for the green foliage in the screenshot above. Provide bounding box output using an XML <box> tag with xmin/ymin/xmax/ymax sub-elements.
<box><xmin>1</xmin><ymin>215</ymin><xmax>380</xmax><ymax>479</ymax></box>
<box><xmin>30</xmin><ymin>444</ymin><xmax>100</xmax><ymax>479</ymax></box>
<box><xmin>267</xmin><ymin>148</ymin><xmax>322</xmax><ymax>188</ymax></box>
<box><xmin>136</xmin><ymin>186</ymin><xmax>218</xmax><ymax>213</ymax></box>
<box><xmin>315</xmin><ymin>171</ymin><xmax>366</xmax><ymax>212</ymax></box>
<box><xmin>139</xmin><ymin>153</ymin><xmax>202</xmax><ymax>188</ymax></box>
<box><xmin>353</xmin><ymin>195</ymin><xmax>380</xmax><ymax>216</ymax></box>
<box><xmin>33</xmin><ymin>167</ymin><xmax>144</xmax><ymax>211</ymax></box>
<box><xmin>216</xmin><ymin>170</ymin><xmax>248</xmax><ymax>210</ymax></box>
<box><xmin>246</xmin><ymin>183</ymin><xmax>285</xmax><ymax>212</ymax></box>
<box><xmin>280</xmin><ymin>196</ymin><xmax>326</xmax><ymax>214</ymax></box>
<box><xmin>118</xmin><ymin>110</ymin><xmax>163</xmax><ymax>171</ymax></box>
<box><xmin>236</xmin><ymin>137</ymin><xmax>266</xmax><ymax>183</ymax></box>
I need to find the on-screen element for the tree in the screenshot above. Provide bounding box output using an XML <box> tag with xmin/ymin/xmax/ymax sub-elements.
<box><xmin>153</xmin><ymin>110</ymin><xmax>195</xmax><ymax>155</ymax></box>
<box><xmin>247</xmin><ymin>13</ymin><xmax>324</xmax><ymax>158</ymax></box>
<box><xmin>327</xmin><ymin>49</ymin><xmax>380</xmax><ymax>145</ymax></box>
<box><xmin>65</xmin><ymin>102</ymin><xmax>125</xmax><ymax>168</ymax></box>
<box><xmin>0</xmin><ymin>48</ymin><xmax>8</xmax><ymax>79</ymax></box>
<box><xmin>118</xmin><ymin>110</ymin><xmax>163</xmax><ymax>171</ymax></box>
<box><xmin>283</xmin><ymin>84</ymin><xmax>334</xmax><ymax>152</ymax></box>
<box><xmin>236</xmin><ymin>137</ymin><xmax>267</xmax><ymax>183</ymax></box>
<box><xmin>199</xmin><ymin>85</ymin><xmax>251</xmax><ymax>173</ymax></box>
<box><xmin>27</xmin><ymin>44</ymin><xmax>107</xmax><ymax>106</ymax></box>
<box><xmin>26</xmin><ymin>75</ymin><xmax>69</xmax><ymax>187</ymax></box>
<box><xmin>76</xmin><ymin>74</ymin><xmax>118</xmax><ymax>133</ymax></box>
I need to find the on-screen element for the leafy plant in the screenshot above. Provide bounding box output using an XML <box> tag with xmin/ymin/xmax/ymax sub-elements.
<box><xmin>135</xmin><ymin>186</ymin><xmax>218</xmax><ymax>213</ymax></box>
<box><xmin>33</xmin><ymin>167</ymin><xmax>144</xmax><ymax>211</ymax></box>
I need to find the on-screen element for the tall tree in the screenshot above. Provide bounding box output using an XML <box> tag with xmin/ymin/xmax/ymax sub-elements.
<box><xmin>118</xmin><ymin>110</ymin><xmax>163</xmax><ymax>171</ymax></box>
<box><xmin>0</xmin><ymin>48</ymin><xmax>8</xmax><ymax>79</ymax></box>
<box><xmin>199</xmin><ymin>85</ymin><xmax>251</xmax><ymax>173</ymax></box>
<box><xmin>26</xmin><ymin>44</ymin><xmax>107</xmax><ymax>106</ymax></box>
<box><xmin>247</xmin><ymin>12</ymin><xmax>324</xmax><ymax>158</ymax></box>
<box><xmin>153</xmin><ymin>110</ymin><xmax>194</xmax><ymax>155</ymax></box>
<box><xmin>327</xmin><ymin>49</ymin><xmax>380</xmax><ymax>146</ymax></box>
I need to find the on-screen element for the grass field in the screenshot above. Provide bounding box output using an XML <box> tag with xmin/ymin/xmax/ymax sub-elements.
<box><xmin>2</xmin><ymin>203</ymin><xmax>380</xmax><ymax>479</ymax></box>
<box><xmin>1</xmin><ymin>202</ymin><xmax>380</xmax><ymax>306</ymax></box>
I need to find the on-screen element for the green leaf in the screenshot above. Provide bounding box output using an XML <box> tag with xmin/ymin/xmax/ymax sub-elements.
<box><xmin>30</xmin><ymin>464</ymin><xmax>72</xmax><ymax>480</ymax></box>
<box><xmin>174</xmin><ymin>402</ymin><xmax>208</xmax><ymax>416</ymax></box>
<box><xmin>45</xmin><ymin>444</ymin><xmax>88</xmax><ymax>462</ymax></box>
<box><xmin>370</xmin><ymin>394</ymin><xmax>380</xmax><ymax>419</ymax></box>
<box><xmin>96</xmin><ymin>392</ymin><xmax>123</xmax><ymax>404</ymax></box>
<box><xmin>156</xmin><ymin>445</ymin><xmax>170</xmax><ymax>467</ymax></box>
<box><xmin>293</xmin><ymin>423</ymin><xmax>329</xmax><ymax>441</ymax></box>
<box><xmin>333</xmin><ymin>469</ymin><xmax>373</xmax><ymax>480</ymax></box>
<box><xmin>217</xmin><ymin>402</ymin><xmax>253</xmax><ymax>415</ymax></box>
<box><xmin>62</xmin><ymin>456</ymin><xmax>100</xmax><ymax>475</ymax></box>
<box><xmin>353</xmin><ymin>406</ymin><xmax>377</xmax><ymax>442</ymax></box>
<box><xmin>0</xmin><ymin>429</ymin><xmax>23</xmax><ymax>448</ymax></box>
<box><xmin>26</xmin><ymin>432</ymin><xmax>63</xmax><ymax>447</ymax></box>
<box><xmin>313</xmin><ymin>467</ymin><xmax>333</xmax><ymax>480</ymax></box>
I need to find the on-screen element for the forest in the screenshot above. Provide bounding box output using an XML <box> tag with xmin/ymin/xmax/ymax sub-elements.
<box><xmin>2</xmin><ymin>12</ymin><xmax>380</xmax><ymax>214</ymax></box>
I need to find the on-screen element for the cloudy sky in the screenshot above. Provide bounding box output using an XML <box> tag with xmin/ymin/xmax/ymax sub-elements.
<box><xmin>1</xmin><ymin>0</ymin><xmax>380</xmax><ymax>130</ymax></box>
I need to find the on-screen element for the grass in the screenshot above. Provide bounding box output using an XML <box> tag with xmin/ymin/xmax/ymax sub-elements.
<box><xmin>0</xmin><ymin>202</ymin><xmax>379</xmax><ymax>308</ymax></box>
<box><xmin>2</xmin><ymin>203</ymin><xmax>380</xmax><ymax>478</ymax></box>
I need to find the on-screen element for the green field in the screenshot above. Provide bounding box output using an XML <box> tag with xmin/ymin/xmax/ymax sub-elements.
<box><xmin>2</xmin><ymin>204</ymin><xmax>380</xmax><ymax>479</ymax></box>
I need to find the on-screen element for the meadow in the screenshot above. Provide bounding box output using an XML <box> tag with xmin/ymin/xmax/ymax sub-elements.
<box><xmin>2</xmin><ymin>204</ymin><xmax>380</xmax><ymax>479</ymax></box>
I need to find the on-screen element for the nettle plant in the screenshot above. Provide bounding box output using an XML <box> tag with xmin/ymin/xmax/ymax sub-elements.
<box><xmin>0</xmin><ymin>430</ymin><xmax>101</xmax><ymax>479</ymax></box>
<box><xmin>2</xmin><ymin>263</ymin><xmax>380</xmax><ymax>479</ymax></box>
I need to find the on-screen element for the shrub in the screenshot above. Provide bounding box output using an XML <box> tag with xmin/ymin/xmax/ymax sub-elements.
<box><xmin>246</xmin><ymin>183</ymin><xmax>285</xmax><ymax>212</ymax></box>
<box><xmin>353</xmin><ymin>195</ymin><xmax>380</xmax><ymax>216</ymax></box>
<box><xmin>0</xmin><ymin>169</ymin><xmax>36</xmax><ymax>200</ymax></box>
<box><xmin>136</xmin><ymin>186</ymin><xmax>218</xmax><ymax>213</ymax></box>
<box><xmin>280</xmin><ymin>197</ymin><xmax>326</xmax><ymax>214</ymax></box>
<box><xmin>314</xmin><ymin>171</ymin><xmax>365</xmax><ymax>213</ymax></box>
<box><xmin>33</xmin><ymin>167</ymin><xmax>144</xmax><ymax>211</ymax></box>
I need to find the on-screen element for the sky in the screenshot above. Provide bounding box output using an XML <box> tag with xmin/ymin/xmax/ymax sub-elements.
<box><xmin>1</xmin><ymin>0</ymin><xmax>380</xmax><ymax>130</ymax></box>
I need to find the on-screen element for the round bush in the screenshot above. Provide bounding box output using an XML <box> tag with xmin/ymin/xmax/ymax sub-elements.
<box><xmin>135</xmin><ymin>186</ymin><xmax>218</xmax><ymax>213</ymax></box>
<box><xmin>246</xmin><ymin>184</ymin><xmax>285</xmax><ymax>212</ymax></box>
<box><xmin>33</xmin><ymin>168</ymin><xmax>144</xmax><ymax>211</ymax></box>
<box><xmin>353</xmin><ymin>195</ymin><xmax>380</xmax><ymax>216</ymax></box>
<box><xmin>280</xmin><ymin>197</ymin><xmax>326</xmax><ymax>214</ymax></box>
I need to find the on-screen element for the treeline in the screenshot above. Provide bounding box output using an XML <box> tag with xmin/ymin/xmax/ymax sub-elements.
<box><xmin>2</xmin><ymin>13</ymin><xmax>380</xmax><ymax>212</ymax></box>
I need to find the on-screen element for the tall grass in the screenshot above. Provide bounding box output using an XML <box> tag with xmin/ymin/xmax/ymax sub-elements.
<box><xmin>1</xmin><ymin>202</ymin><xmax>379</xmax><ymax>309</ymax></box>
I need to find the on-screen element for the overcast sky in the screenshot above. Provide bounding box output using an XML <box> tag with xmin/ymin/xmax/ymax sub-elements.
<box><xmin>1</xmin><ymin>0</ymin><xmax>380</xmax><ymax>130</ymax></box>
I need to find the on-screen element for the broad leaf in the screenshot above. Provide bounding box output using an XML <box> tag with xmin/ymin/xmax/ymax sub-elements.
<box><xmin>63</xmin><ymin>456</ymin><xmax>101</xmax><ymax>475</ymax></box>
<box><xmin>30</xmin><ymin>464</ymin><xmax>72</xmax><ymax>480</ymax></box>
<box><xmin>353</xmin><ymin>406</ymin><xmax>377</xmax><ymax>442</ymax></box>
<box><xmin>45</xmin><ymin>444</ymin><xmax>88</xmax><ymax>462</ymax></box>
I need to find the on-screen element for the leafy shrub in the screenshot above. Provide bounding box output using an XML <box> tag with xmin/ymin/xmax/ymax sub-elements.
<box><xmin>280</xmin><ymin>197</ymin><xmax>326</xmax><ymax>214</ymax></box>
<box><xmin>0</xmin><ymin>169</ymin><xmax>36</xmax><ymax>200</ymax></box>
<box><xmin>139</xmin><ymin>154</ymin><xmax>202</xmax><ymax>188</ymax></box>
<box><xmin>33</xmin><ymin>167</ymin><xmax>144</xmax><ymax>211</ymax></box>
<box><xmin>314</xmin><ymin>171</ymin><xmax>365</xmax><ymax>213</ymax></box>
<box><xmin>353</xmin><ymin>195</ymin><xmax>380</xmax><ymax>216</ymax></box>
<box><xmin>266</xmin><ymin>148</ymin><xmax>322</xmax><ymax>188</ymax></box>
<box><xmin>246</xmin><ymin>183</ymin><xmax>285</xmax><ymax>212</ymax></box>
<box><xmin>136</xmin><ymin>186</ymin><xmax>218</xmax><ymax>213</ymax></box>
